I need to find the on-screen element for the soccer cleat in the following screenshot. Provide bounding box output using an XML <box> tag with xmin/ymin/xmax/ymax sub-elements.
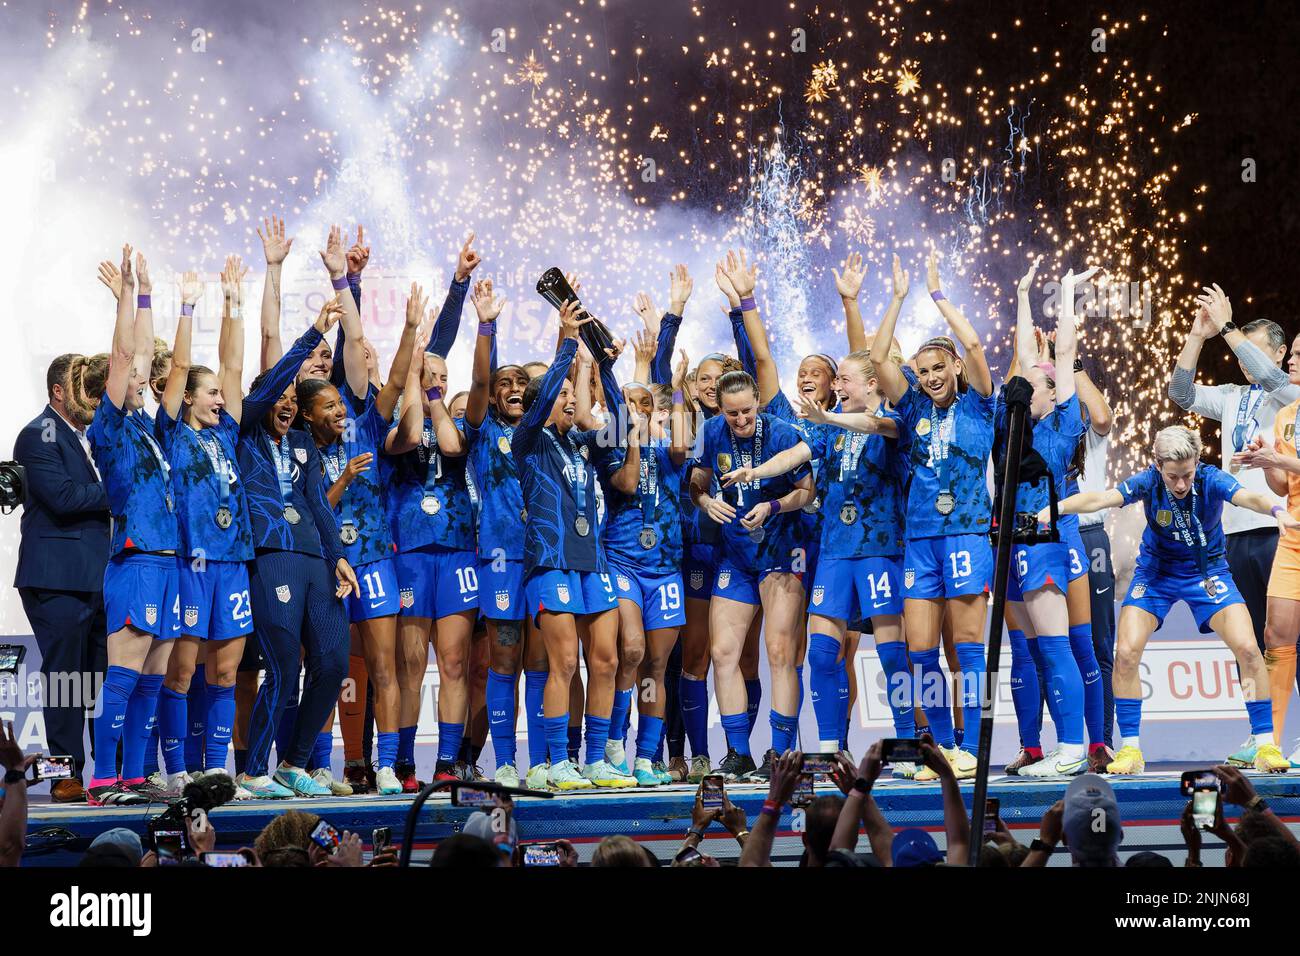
<box><xmin>1019</xmin><ymin>749</ymin><xmax>1087</xmax><ymax>778</ymax></box>
<box><xmin>605</xmin><ymin>739</ymin><xmax>630</xmax><ymax>775</ymax></box>
<box><xmin>548</xmin><ymin>759</ymin><xmax>594</xmax><ymax>791</ymax></box>
<box><xmin>651</xmin><ymin>760</ymin><xmax>674</xmax><ymax>784</ymax></box>
<box><xmin>525</xmin><ymin>762</ymin><xmax>551</xmax><ymax>790</ymax></box>
<box><xmin>235</xmin><ymin>774</ymin><xmax>294</xmax><ymax>799</ymax></box>
<box><xmin>274</xmin><ymin>764</ymin><xmax>332</xmax><ymax>797</ymax></box>
<box><xmin>633</xmin><ymin>758</ymin><xmax>661</xmax><ymax>787</ymax></box>
<box><xmin>433</xmin><ymin>761</ymin><xmax>459</xmax><ymax>782</ymax></box>
<box><xmin>494</xmin><ymin>763</ymin><xmax>521</xmax><ymax>788</ymax></box>
<box><xmin>311</xmin><ymin>767</ymin><xmax>353</xmax><ymax>796</ymax></box>
<box><xmin>125</xmin><ymin>777</ymin><xmax>178</xmax><ymax>802</ymax></box>
<box><xmin>914</xmin><ymin>746</ymin><xmax>978</xmax><ymax>781</ymax></box>
<box><xmin>1003</xmin><ymin>748</ymin><xmax>1042</xmax><ymax>776</ymax></box>
<box><xmin>396</xmin><ymin>761</ymin><xmax>422</xmax><ymax>794</ymax></box>
<box><xmin>1087</xmin><ymin>745</ymin><xmax>1115</xmax><ymax>775</ymax></box>
<box><xmin>343</xmin><ymin>760</ymin><xmax>372</xmax><ymax>795</ymax></box>
<box><xmin>452</xmin><ymin>760</ymin><xmax>476</xmax><ymax>781</ymax></box>
<box><xmin>1106</xmin><ymin>745</ymin><xmax>1145</xmax><ymax>775</ymax></box>
<box><xmin>87</xmin><ymin>781</ymin><xmax>148</xmax><ymax>807</ymax></box>
<box><xmin>687</xmin><ymin>754</ymin><xmax>712</xmax><ymax>784</ymax></box>
<box><xmin>1254</xmin><ymin>743</ymin><xmax>1289</xmax><ymax>773</ymax></box>
<box><xmin>166</xmin><ymin>770</ymin><xmax>195</xmax><ymax>791</ymax></box>
<box><xmin>716</xmin><ymin>748</ymin><xmax>757</xmax><ymax>782</ymax></box>
<box><xmin>146</xmin><ymin>771</ymin><xmax>169</xmax><ymax>792</ymax></box>
<box><xmin>745</xmin><ymin>749</ymin><xmax>778</xmax><ymax>783</ymax></box>
<box><xmin>375</xmin><ymin>766</ymin><xmax>403</xmax><ymax>795</ymax></box>
<box><xmin>582</xmin><ymin>759</ymin><xmax>637</xmax><ymax>788</ymax></box>
<box><xmin>891</xmin><ymin>762</ymin><xmax>918</xmax><ymax>779</ymax></box>
<box><xmin>1225</xmin><ymin>735</ymin><xmax>1257</xmax><ymax>768</ymax></box>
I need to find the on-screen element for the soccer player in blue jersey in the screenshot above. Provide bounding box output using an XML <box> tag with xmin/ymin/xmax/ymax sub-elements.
<box><xmin>1051</xmin><ymin>424</ymin><xmax>1295</xmax><ymax>774</ymax></box>
<box><xmin>870</xmin><ymin>248</ymin><xmax>996</xmax><ymax>781</ymax></box>
<box><xmin>514</xmin><ymin>298</ymin><xmax>633</xmax><ymax>790</ymax></box>
<box><xmin>463</xmin><ymin>280</ymin><xmax>536</xmax><ymax>787</ymax></box>
<box><xmin>599</xmin><ymin>358</ymin><xmax>692</xmax><ymax>786</ymax></box>
<box><xmin>85</xmin><ymin>246</ymin><xmax>183</xmax><ymax>806</ymax></box>
<box><xmin>296</xmin><ymin>279</ymin><xmax>424</xmax><ymax>795</ymax></box>
<box><xmin>693</xmin><ymin>250</ymin><xmax>817</xmax><ymax>782</ymax></box>
<box><xmin>236</xmin><ymin>294</ymin><xmax>359</xmax><ymax>798</ymax></box>
<box><xmin>386</xmin><ymin>285</ymin><xmax>480</xmax><ymax>789</ymax></box>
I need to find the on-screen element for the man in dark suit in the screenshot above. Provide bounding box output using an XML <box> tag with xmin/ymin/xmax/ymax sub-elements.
<box><xmin>13</xmin><ymin>354</ymin><xmax>111</xmax><ymax>802</ymax></box>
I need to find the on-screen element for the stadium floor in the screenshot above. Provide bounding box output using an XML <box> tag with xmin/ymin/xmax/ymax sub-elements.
<box><xmin>21</xmin><ymin>763</ymin><xmax>1300</xmax><ymax>866</ymax></box>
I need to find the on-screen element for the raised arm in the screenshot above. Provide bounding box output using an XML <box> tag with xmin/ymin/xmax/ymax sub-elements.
<box><xmin>572</xmin><ymin>345</ymin><xmax>599</xmax><ymax>431</ymax></box>
<box><xmin>927</xmin><ymin>247</ymin><xmax>991</xmax><ymax>397</ymax></box>
<box><xmin>719</xmin><ymin>442</ymin><xmax>812</xmax><ymax>486</ymax></box>
<box><xmin>871</xmin><ymin>253</ymin><xmax>910</xmax><ymax>404</ymax></box>
<box><xmin>1169</xmin><ymin>304</ymin><xmax>1224</xmax><ymax>415</ymax></box>
<box><xmin>425</xmin><ymin>233</ymin><xmax>478</xmax><ymax>360</ymax></box>
<box><xmin>163</xmin><ymin>271</ymin><xmax>202</xmax><ymax>421</ymax></box>
<box><xmin>630</xmin><ymin>322</ymin><xmax>655</xmax><ymax>386</ymax></box>
<box><xmin>648</xmin><ymin>264</ymin><xmax>691</xmax><ymax>385</ymax></box>
<box><xmin>1047</xmin><ymin>489</ymin><xmax>1125</xmax><ymax>521</ymax></box>
<box><xmin>386</xmin><ymin>321</ymin><xmax>433</xmax><ymax>457</ymax></box>
<box><xmin>1014</xmin><ymin>256</ymin><xmax>1044</xmax><ymax>379</ymax></box>
<box><xmin>669</xmin><ymin>350</ymin><xmax>690</xmax><ymax>464</ymax></box>
<box><xmin>1074</xmin><ymin>357</ymin><xmax>1112</xmax><ymax>437</ymax></box>
<box><xmin>103</xmin><ymin>244</ymin><xmax>135</xmax><ymax>409</ymax></box>
<box><xmin>132</xmin><ymin>253</ymin><xmax>156</xmax><ymax>384</ymax></box>
<box><xmin>257</xmin><ymin>215</ymin><xmax>293</xmax><ymax>371</ymax></box>
<box><xmin>609</xmin><ymin>416</ymin><xmax>642</xmax><ymax>495</ymax></box>
<box><xmin>1054</xmin><ymin>264</ymin><xmax>1099</xmax><ymax>406</ymax></box>
<box><xmin>466</xmin><ymin>279</ymin><xmax>503</xmax><ymax>428</ymax></box>
<box><xmin>514</xmin><ymin>303</ymin><xmax>583</xmax><ymax>458</ymax></box>
<box><xmin>833</xmin><ymin>250</ymin><xmax>869</xmax><ymax>352</ymax></box>
<box><xmin>373</xmin><ymin>284</ymin><xmax>427</xmax><ymax>423</ymax></box>
<box><xmin>242</xmin><ymin>300</ymin><xmax>339</xmax><ymax>435</ymax></box>
<box><xmin>721</xmin><ymin>250</ymin><xmax>778</xmax><ymax>404</ymax></box>
<box><xmin>1200</xmin><ymin>283</ymin><xmax>1298</xmax><ymax>397</ymax></box>
<box><xmin>319</xmin><ymin>224</ymin><xmax>369</xmax><ymax>400</ymax></box>
<box><xmin>219</xmin><ymin>255</ymin><xmax>249</xmax><ymax>424</ymax></box>
<box><xmin>797</xmin><ymin>393</ymin><xmax>899</xmax><ymax>438</ymax></box>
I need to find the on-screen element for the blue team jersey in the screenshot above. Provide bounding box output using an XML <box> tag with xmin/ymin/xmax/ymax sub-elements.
<box><xmin>319</xmin><ymin>389</ymin><xmax>395</xmax><ymax>567</ymax></box>
<box><xmin>155</xmin><ymin>407</ymin><xmax>253</xmax><ymax>563</ymax></box>
<box><xmin>88</xmin><ymin>399</ymin><xmax>180</xmax><ymax>558</ymax></box>
<box><xmin>894</xmin><ymin>383</ymin><xmax>995</xmax><ymax>540</ymax></box>
<box><xmin>765</xmin><ymin>389</ymin><xmax>836</xmax><ymax>549</ymax></box>
<box><xmin>464</xmin><ymin>413</ymin><xmax>526</xmax><ymax>561</ymax></box>
<box><xmin>996</xmin><ymin>392</ymin><xmax>1085</xmax><ymax>518</ymax></box>
<box><xmin>385</xmin><ymin>415</ymin><xmax>476</xmax><ymax>553</ymax></box>
<box><xmin>596</xmin><ymin>441</ymin><xmax>687</xmax><ymax>574</ymax></box>
<box><xmin>1119</xmin><ymin>463</ymin><xmax>1241</xmax><ymax>572</ymax></box>
<box><xmin>806</xmin><ymin>415</ymin><xmax>906</xmax><ymax>559</ymax></box>
<box><xmin>699</xmin><ymin>412</ymin><xmax>810</xmax><ymax>571</ymax></box>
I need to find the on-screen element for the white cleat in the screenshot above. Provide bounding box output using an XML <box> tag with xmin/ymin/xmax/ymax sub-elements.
<box><xmin>525</xmin><ymin>762</ymin><xmax>551</xmax><ymax>790</ymax></box>
<box><xmin>494</xmin><ymin>763</ymin><xmax>521</xmax><ymax>788</ymax></box>
<box><xmin>311</xmin><ymin>767</ymin><xmax>353</xmax><ymax>796</ymax></box>
<box><xmin>1019</xmin><ymin>748</ymin><xmax>1087</xmax><ymax>778</ymax></box>
<box><xmin>548</xmin><ymin>759</ymin><xmax>594</xmax><ymax>790</ymax></box>
<box><xmin>605</xmin><ymin>739</ymin><xmax>629</xmax><ymax>774</ymax></box>
<box><xmin>892</xmin><ymin>761</ymin><xmax>918</xmax><ymax>779</ymax></box>
<box><xmin>375</xmin><ymin>766</ymin><xmax>403</xmax><ymax>795</ymax></box>
<box><xmin>582</xmin><ymin>759</ymin><xmax>637</xmax><ymax>789</ymax></box>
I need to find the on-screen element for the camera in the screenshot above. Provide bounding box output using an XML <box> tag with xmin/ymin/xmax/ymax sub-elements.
<box><xmin>0</xmin><ymin>462</ymin><xmax>25</xmax><ymax>514</ymax></box>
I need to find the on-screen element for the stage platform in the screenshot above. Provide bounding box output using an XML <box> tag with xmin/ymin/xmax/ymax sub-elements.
<box><xmin>22</xmin><ymin>768</ymin><xmax>1300</xmax><ymax>866</ymax></box>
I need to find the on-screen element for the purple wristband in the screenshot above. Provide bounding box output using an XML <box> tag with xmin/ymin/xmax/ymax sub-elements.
<box><xmin>478</xmin><ymin>321</ymin><xmax>496</xmax><ymax>337</ymax></box>
<box><xmin>931</xmin><ymin>290</ymin><xmax>947</xmax><ymax>303</ymax></box>
<box><xmin>426</xmin><ymin>386</ymin><xmax>443</xmax><ymax>402</ymax></box>
<box><xmin>331</xmin><ymin>274</ymin><xmax>349</xmax><ymax>291</ymax></box>
<box><xmin>769</xmin><ymin>499</ymin><xmax>782</xmax><ymax>515</ymax></box>
<box><xmin>346</xmin><ymin>272</ymin><xmax>361</xmax><ymax>282</ymax></box>
<box><xmin>672</xmin><ymin>389</ymin><xmax>684</xmax><ymax>405</ymax></box>
<box><xmin>1272</xmin><ymin>505</ymin><xmax>1285</xmax><ymax>518</ymax></box>
<box><xmin>136</xmin><ymin>294</ymin><xmax>151</xmax><ymax>309</ymax></box>
<box><xmin>180</xmin><ymin>303</ymin><xmax>194</xmax><ymax>317</ymax></box>
<box><xmin>739</xmin><ymin>296</ymin><xmax>757</xmax><ymax>312</ymax></box>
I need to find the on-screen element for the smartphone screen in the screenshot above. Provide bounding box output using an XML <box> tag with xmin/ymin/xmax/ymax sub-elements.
<box><xmin>310</xmin><ymin>820</ymin><xmax>341</xmax><ymax>851</ymax></box>
<box><xmin>33</xmin><ymin>755</ymin><xmax>75</xmax><ymax>781</ymax></box>
<box><xmin>791</xmin><ymin>772</ymin><xmax>815</xmax><ymax>807</ymax></box>
<box><xmin>984</xmin><ymin>798</ymin><xmax>999</xmax><ymax>833</ymax></box>
<box><xmin>153</xmin><ymin>829</ymin><xmax>188</xmax><ymax>863</ymax></box>
<box><xmin>880</xmin><ymin>738</ymin><xmax>924</xmax><ymax>765</ymax></box>
<box><xmin>674</xmin><ymin>845</ymin><xmax>704</xmax><ymax>865</ymax></box>
<box><xmin>1192</xmin><ymin>786</ymin><xmax>1219</xmax><ymax>830</ymax></box>
<box><xmin>200</xmin><ymin>851</ymin><xmax>250</xmax><ymax>867</ymax></box>
<box><xmin>701</xmin><ymin>775</ymin><xmax>725</xmax><ymax>809</ymax></box>
<box><xmin>803</xmin><ymin>753</ymin><xmax>837</xmax><ymax>775</ymax></box>
<box><xmin>522</xmin><ymin>842</ymin><xmax>562</xmax><ymax>867</ymax></box>
<box><xmin>0</xmin><ymin>644</ymin><xmax>24</xmax><ymax>673</ymax></box>
<box><xmin>372</xmin><ymin>827</ymin><xmax>392</xmax><ymax>853</ymax></box>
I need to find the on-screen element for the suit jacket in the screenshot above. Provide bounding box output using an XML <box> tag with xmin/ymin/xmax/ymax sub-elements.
<box><xmin>12</xmin><ymin>404</ymin><xmax>110</xmax><ymax>592</ymax></box>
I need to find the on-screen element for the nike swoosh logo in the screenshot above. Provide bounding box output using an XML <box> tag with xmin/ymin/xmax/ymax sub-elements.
<box><xmin>1095</xmin><ymin>587</ymin><xmax>1110</xmax><ymax>595</ymax></box>
<box><xmin>111</xmin><ymin>721</ymin><xmax>124</xmax><ymax>729</ymax></box>
<box><xmin>953</xmin><ymin>580</ymin><xmax>970</xmax><ymax>588</ymax></box>
<box><xmin>873</xmin><ymin>601</ymin><xmax>889</xmax><ymax>608</ymax></box>
<box><xmin>463</xmin><ymin>596</ymin><xmax>476</xmax><ymax>603</ymax></box>
<box><xmin>369</xmin><ymin>601</ymin><xmax>384</xmax><ymax>608</ymax></box>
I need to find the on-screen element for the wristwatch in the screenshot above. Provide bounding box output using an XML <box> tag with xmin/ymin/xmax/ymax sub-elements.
<box><xmin>1245</xmin><ymin>795</ymin><xmax>1269</xmax><ymax>813</ymax></box>
<box><xmin>1220</xmin><ymin>321</ymin><xmax>1238</xmax><ymax>335</ymax></box>
<box><xmin>1029</xmin><ymin>838</ymin><xmax>1055</xmax><ymax>853</ymax></box>
<box><xmin>3</xmin><ymin>769</ymin><xmax>26</xmax><ymax>786</ymax></box>
<box><xmin>1072</xmin><ymin>357</ymin><xmax>1084</xmax><ymax>373</ymax></box>
<box><xmin>851</xmin><ymin>777</ymin><xmax>872</xmax><ymax>796</ymax></box>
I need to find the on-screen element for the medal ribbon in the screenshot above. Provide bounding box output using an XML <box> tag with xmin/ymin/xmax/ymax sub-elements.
<box><xmin>421</xmin><ymin>420</ymin><xmax>443</xmax><ymax>505</ymax></box>
<box><xmin>1231</xmin><ymin>384</ymin><xmax>1264</xmax><ymax>454</ymax></box>
<box><xmin>727</xmin><ymin>416</ymin><xmax>763</xmax><ymax>509</ymax></box>
<box><xmin>544</xmin><ymin>428</ymin><xmax>587</xmax><ymax>524</ymax></box>
<box><xmin>268</xmin><ymin>432</ymin><xmax>297</xmax><ymax>515</ymax></box>
<box><xmin>322</xmin><ymin>438</ymin><xmax>357</xmax><ymax>533</ymax></box>
<box><xmin>129</xmin><ymin>414</ymin><xmax>173</xmax><ymax>504</ymax></box>
<box><xmin>1165</xmin><ymin>479</ymin><xmax>1209</xmax><ymax>582</ymax></box>
<box><xmin>929</xmin><ymin>400</ymin><xmax>957</xmax><ymax>497</ymax></box>
<box><xmin>637</xmin><ymin>442</ymin><xmax>659</xmax><ymax>535</ymax></box>
<box><xmin>197</xmin><ymin>430</ymin><xmax>232</xmax><ymax>514</ymax></box>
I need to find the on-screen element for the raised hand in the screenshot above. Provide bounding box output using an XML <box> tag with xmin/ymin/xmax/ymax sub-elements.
<box><xmin>1190</xmin><ymin>302</ymin><xmax>1219</xmax><ymax>339</ymax></box>
<box><xmin>1017</xmin><ymin>254</ymin><xmax>1044</xmax><ymax>296</ymax></box>
<box><xmin>890</xmin><ymin>252</ymin><xmax>909</xmax><ymax>301</ymax></box>
<box><xmin>346</xmin><ymin>225</ymin><xmax>370</xmax><ymax>276</ymax></box>
<box><xmin>257</xmin><ymin>215</ymin><xmax>294</xmax><ymax>265</ymax></box>
<box><xmin>669</xmin><ymin>263</ymin><xmax>693</xmax><ymax>314</ymax></box>
<box><xmin>319</xmin><ymin>225</ymin><xmax>347</xmax><ymax>278</ymax></box>
<box><xmin>833</xmin><ymin>250</ymin><xmax>867</xmax><ymax>300</ymax></box>
<box><xmin>97</xmin><ymin>260</ymin><xmax>123</xmax><ymax>301</ymax></box>
<box><xmin>344</xmin><ymin>452</ymin><xmax>374</xmax><ymax>481</ymax></box>
<box><xmin>721</xmin><ymin>249</ymin><xmax>757</xmax><ymax>298</ymax></box>
<box><xmin>796</xmin><ymin>392</ymin><xmax>829</xmax><ymax>424</ymax></box>
<box><xmin>179</xmin><ymin>270</ymin><xmax>203</xmax><ymax>307</ymax></box>
<box><xmin>136</xmin><ymin>253</ymin><xmax>152</xmax><ymax>295</ymax></box>
<box><xmin>672</xmin><ymin>349</ymin><xmax>690</xmax><ymax>391</ymax></box>
<box><xmin>119</xmin><ymin>243</ymin><xmax>135</xmax><ymax>292</ymax></box>
<box><xmin>314</xmin><ymin>293</ymin><xmax>346</xmax><ymax>335</ymax></box>
<box><xmin>714</xmin><ymin>262</ymin><xmax>740</xmax><ymax>308</ymax></box>
<box><xmin>632</xmin><ymin>291</ymin><xmax>660</xmax><ymax>330</ymax></box>
<box><xmin>221</xmin><ymin>255</ymin><xmax>249</xmax><ymax>310</ymax></box>
<box><xmin>925</xmin><ymin>246</ymin><xmax>942</xmax><ymax>295</ymax></box>
<box><xmin>632</xmin><ymin>328</ymin><xmax>656</xmax><ymax>368</ymax></box>
<box><xmin>455</xmin><ymin>231</ymin><xmax>481</xmax><ymax>281</ymax></box>
<box><xmin>471</xmin><ymin>278</ymin><xmax>505</xmax><ymax>322</ymax></box>
<box><xmin>557</xmin><ymin>298</ymin><xmax>588</xmax><ymax>340</ymax></box>
<box><xmin>1196</xmin><ymin>283</ymin><xmax>1232</xmax><ymax>332</ymax></box>
<box><xmin>405</xmin><ymin>282</ymin><xmax>428</xmax><ymax>330</ymax></box>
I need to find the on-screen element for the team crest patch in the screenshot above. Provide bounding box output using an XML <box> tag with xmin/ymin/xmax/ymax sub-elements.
<box><xmin>145</xmin><ymin>604</ymin><xmax>158</xmax><ymax>626</ymax></box>
<box><xmin>904</xmin><ymin>570</ymin><xmax>915</xmax><ymax>588</ymax></box>
<box><xmin>1156</xmin><ymin>509</ymin><xmax>1172</xmax><ymax>527</ymax></box>
<box><xmin>617</xmin><ymin>575</ymin><xmax>631</xmax><ymax>592</ymax></box>
<box><xmin>497</xmin><ymin>435</ymin><xmax>511</xmax><ymax>454</ymax></box>
<box><xmin>184</xmin><ymin>607</ymin><xmax>199</xmax><ymax>629</ymax></box>
<box><xmin>812</xmin><ymin>586</ymin><xmax>824</xmax><ymax>606</ymax></box>
<box><xmin>556</xmin><ymin>584</ymin><xmax>571</xmax><ymax>604</ymax></box>
<box><xmin>718</xmin><ymin>571</ymin><xmax>731</xmax><ymax>590</ymax></box>
<box><xmin>276</xmin><ymin>585</ymin><xmax>292</xmax><ymax>604</ymax></box>
<box><xmin>400</xmin><ymin>588</ymin><xmax>415</xmax><ymax>610</ymax></box>
<box><xmin>1131</xmin><ymin>583</ymin><xmax>1147</xmax><ymax>599</ymax></box>
<box><xmin>496</xmin><ymin>590</ymin><xmax>511</xmax><ymax>611</ymax></box>
<box><xmin>294</xmin><ymin>446</ymin><xmax>308</xmax><ymax>464</ymax></box>
<box><xmin>716</xmin><ymin>453</ymin><xmax>733</xmax><ymax>473</ymax></box>
<box><xmin>690</xmin><ymin>571</ymin><xmax>704</xmax><ymax>591</ymax></box>
<box><xmin>834</xmin><ymin>434</ymin><xmax>845</xmax><ymax>452</ymax></box>
<box><xmin>579</xmin><ymin>445</ymin><xmax>589</xmax><ymax>459</ymax></box>
<box><xmin>916</xmin><ymin>419</ymin><xmax>931</xmax><ymax>437</ymax></box>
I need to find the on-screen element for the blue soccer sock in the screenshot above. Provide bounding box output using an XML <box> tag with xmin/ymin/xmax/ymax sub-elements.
<box><xmin>954</xmin><ymin>643</ymin><xmax>986</xmax><ymax>755</ymax></box>
<box><xmin>721</xmin><ymin>711</ymin><xmax>752</xmax><ymax>757</ymax></box>
<box><xmin>544</xmin><ymin>715</ymin><xmax>570</xmax><ymax>765</ymax></box>
<box><xmin>912</xmin><ymin>647</ymin><xmax>954</xmax><ymax>748</ymax></box>
<box><xmin>680</xmin><ymin>675</ymin><xmax>710</xmax><ymax>759</ymax></box>
<box><xmin>1039</xmin><ymin>635</ymin><xmax>1085</xmax><ymax>748</ymax></box>
<box><xmin>1115</xmin><ymin>697</ymin><xmax>1143</xmax><ymax>748</ymax></box>
<box><xmin>185</xmin><ymin>663</ymin><xmax>207</xmax><ymax>772</ymax></box>
<box><xmin>121</xmin><ymin>673</ymin><xmax>163</xmax><ymax>781</ymax></box>
<box><xmin>567</xmin><ymin>722</ymin><xmax>582</xmax><ymax>763</ymax></box>
<box><xmin>157</xmin><ymin>685</ymin><xmax>188</xmax><ymax>776</ymax></box>
<box><xmin>1008</xmin><ymin>631</ymin><xmax>1043</xmax><ymax>751</ymax></box>
<box><xmin>143</xmin><ymin>723</ymin><xmax>161</xmax><ymax>777</ymax></box>
<box><xmin>203</xmin><ymin>682</ymin><xmax>236</xmax><ymax>773</ymax></box>
<box><xmin>437</xmin><ymin>722</ymin><xmax>464</xmax><ymax>765</ymax></box>
<box><xmin>584</xmin><ymin>713</ymin><xmax>611</xmax><ymax>766</ymax></box>
<box><xmin>310</xmin><ymin>732</ymin><xmax>333</xmax><ymax>773</ymax></box>
<box><xmin>795</xmin><ymin>664</ymin><xmax>805</xmax><ymax>717</ymax></box>
<box><xmin>769</xmin><ymin>709</ymin><xmax>799</xmax><ymax>755</ymax></box>
<box><xmin>486</xmin><ymin>669</ymin><xmax>518</xmax><ymax>768</ymax></box>
<box><xmin>876</xmin><ymin>641</ymin><xmax>915</xmax><ymax>739</ymax></box>
<box><xmin>636</xmin><ymin>715</ymin><xmax>665</xmax><ymax>761</ymax></box>
<box><xmin>1246</xmin><ymin>699</ymin><xmax>1274</xmax><ymax>739</ymax></box>
<box><xmin>1069</xmin><ymin>623</ymin><xmax>1105</xmax><ymax>748</ymax></box>
<box><xmin>376</xmin><ymin>730</ymin><xmax>400</xmax><ymax>770</ymax></box>
<box><xmin>835</xmin><ymin>655</ymin><xmax>851</xmax><ymax>748</ymax></box>
<box><xmin>745</xmin><ymin>678</ymin><xmax>762</xmax><ymax>735</ymax></box>
<box><xmin>808</xmin><ymin>633</ymin><xmax>843</xmax><ymax>750</ymax></box>
<box><xmin>398</xmin><ymin>725</ymin><xmax>417</xmax><ymax>765</ymax></box>
<box><xmin>91</xmin><ymin>665</ymin><xmax>139</xmax><ymax>782</ymax></box>
<box><xmin>524</xmin><ymin>670</ymin><xmax>548</xmax><ymax>767</ymax></box>
<box><xmin>608</xmin><ymin>688</ymin><xmax>633</xmax><ymax>755</ymax></box>
<box><xmin>1025</xmin><ymin>637</ymin><xmax>1062</xmax><ymax>734</ymax></box>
